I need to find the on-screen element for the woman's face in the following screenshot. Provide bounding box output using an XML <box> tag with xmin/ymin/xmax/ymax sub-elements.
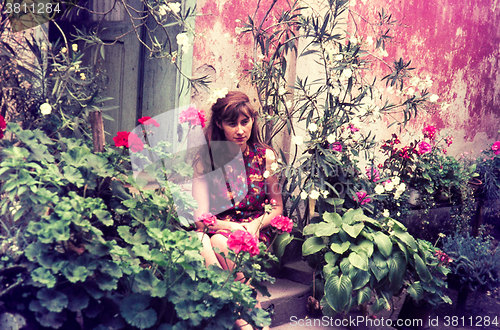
<box><xmin>220</xmin><ymin>112</ymin><xmax>254</xmax><ymax>150</ymax></box>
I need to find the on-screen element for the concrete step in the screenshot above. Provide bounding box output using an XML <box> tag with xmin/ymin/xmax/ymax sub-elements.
<box><xmin>280</xmin><ymin>260</ymin><xmax>315</xmax><ymax>285</ymax></box>
<box><xmin>259</xmin><ymin>278</ymin><xmax>311</xmax><ymax>327</ymax></box>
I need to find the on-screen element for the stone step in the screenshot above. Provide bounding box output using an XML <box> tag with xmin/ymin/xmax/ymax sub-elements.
<box><xmin>280</xmin><ymin>260</ymin><xmax>315</xmax><ymax>285</ymax></box>
<box><xmin>259</xmin><ymin>278</ymin><xmax>311</xmax><ymax>327</ymax></box>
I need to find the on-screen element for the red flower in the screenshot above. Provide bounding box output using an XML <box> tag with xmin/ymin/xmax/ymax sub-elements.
<box><xmin>422</xmin><ymin>125</ymin><xmax>438</xmax><ymax>140</ymax></box>
<box><xmin>227</xmin><ymin>230</ymin><xmax>260</xmax><ymax>256</ymax></box>
<box><xmin>128</xmin><ymin>132</ymin><xmax>144</xmax><ymax>152</ymax></box>
<box><xmin>417</xmin><ymin>141</ymin><xmax>432</xmax><ymax>155</ymax></box>
<box><xmin>113</xmin><ymin>131</ymin><xmax>144</xmax><ymax>152</ymax></box>
<box><xmin>179</xmin><ymin>107</ymin><xmax>206</xmax><ymax>128</ymax></box>
<box><xmin>138</xmin><ymin>116</ymin><xmax>160</xmax><ymax>127</ymax></box>
<box><xmin>355</xmin><ymin>191</ymin><xmax>371</xmax><ymax>205</ymax></box>
<box><xmin>270</xmin><ymin>215</ymin><xmax>293</xmax><ymax>233</ymax></box>
<box><xmin>198</xmin><ymin>213</ymin><xmax>217</xmax><ymax>227</ymax></box>
<box><xmin>445</xmin><ymin>136</ymin><xmax>453</xmax><ymax>147</ymax></box>
<box><xmin>492</xmin><ymin>141</ymin><xmax>500</xmax><ymax>155</ymax></box>
<box><xmin>113</xmin><ymin>131</ymin><xmax>130</xmax><ymax>148</ymax></box>
<box><xmin>0</xmin><ymin>115</ymin><xmax>6</xmax><ymax>139</ymax></box>
<box><xmin>348</xmin><ymin>124</ymin><xmax>359</xmax><ymax>133</ymax></box>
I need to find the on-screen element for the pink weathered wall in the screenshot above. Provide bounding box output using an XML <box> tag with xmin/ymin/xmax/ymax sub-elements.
<box><xmin>348</xmin><ymin>0</ymin><xmax>499</xmax><ymax>154</ymax></box>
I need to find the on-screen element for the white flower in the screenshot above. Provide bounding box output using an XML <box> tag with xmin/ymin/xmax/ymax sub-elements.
<box><xmin>291</xmin><ymin>135</ymin><xmax>304</xmax><ymax>146</ymax></box>
<box><xmin>61</xmin><ymin>47</ymin><xmax>67</xmax><ymax>54</ymax></box>
<box><xmin>382</xmin><ymin>209</ymin><xmax>390</xmax><ymax>218</ymax></box>
<box><xmin>40</xmin><ymin>42</ymin><xmax>48</xmax><ymax>52</ymax></box>
<box><xmin>326</xmin><ymin>134</ymin><xmax>336</xmax><ymax>144</ymax></box>
<box><xmin>407</xmin><ymin>87</ymin><xmax>415</xmax><ymax>96</ymax></box>
<box><xmin>263</xmin><ymin>170</ymin><xmax>270</xmax><ymax>178</ymax></box>
<box><xmin>167</xmin><ymin>2</ymin><xmax>181</xmax><ymax>14</ymax></box>
<box><xmin>40</xmin><ymin>103</ymin><xmax>52</xmax><ymax>115</ymax></box>
<box><xmin>386</xmin><ymin>86</ymin><xmax>394</xmax><ymax>94</ymax></box>
<box><xmin>334</xmin><ymin>54</ymin><xmax>343</xmax><ymax>61</ymax></box>
<box><xmin>300</xmin><ymin>191</ymin><xmax>308</xmax><ymax>200</ymax></box>
<box><xmin>157</xmin><ymin>4</ymin><xmax>168</xmax><ymax>16</ymax></box>
<box><xmin>176</xmin><ymin>32</ymin><xmax>191</xmax><ymax>53</ymax></box>
<box><xmin>397</xmin><ymin>182</ymin><xmax>406</xmax><ymax>191</ymax></box>
<box><xmin>270</xmin><ymin>162</ymin><xmax>279</xmax><ymax>171</ymax></box>
<box><xmin>71</xmin><ymin>44</ymin><xmax>78</xmax><ymax>52</ymax></box>
<box><xmin>307</xmin><ymin>123</ymin><xmax>318</xmax><ymax>132</ymax></box>
<box><xmin>309</xmin><ymin>190</ymin><xmax>320</xmax><ymax>200</ymax></box>
<box><xmin>429</xmin><ymin>94</ymin><xmax>439</xmax><ymax>102</ymax></box>
<box><xmin>374</xmin><ymin>184</ymin><xmax>385</xmax><ymax>195</ymax></box>
<box><xmin>332</xmin><ymin>86</ymin><xmax>341</xmax><ymax>97</ymax></box>
<box><xmin>80</xmin><ymin>72</ymin><xmax>86</xmax><ymax>80</ymax></box>
<box><xmin>384</xmin><ymin>181</ymin><xmax>395</xmax><ymax>192</ymax></box>
<box><xmin>379</xmin><ymin>48</ymin><xmax>388</xmax><ymax>57</ymax></box>
<box><xmin>397</xmin><ymin>212</ymin><xmax>401</xmax><ymax>217</ymax></box>
<box><xmin>321</xmin><ymin>190</ymin><xmax>329</xmax><ymax>198</ymax></box>
<box><xmin>208</xmin><ymin>87</ymin><xmax>229</xmax><ymax>104</ymax></box>
<box><xmin>285</xmin><ymin>100</ymin><xmax>292</xmax><ymax>108</ymax></box>
<box><xmin>392</xmin><ymin>176</ymin><xmax>401</xmax><ymax>186</ymax></box>
<box><xmin>394</xmin><ymin>190</ymin><xmax>402</xmax><ymax>200</ymax></box>
<box><xmin>341</xmin><ymin>68</ymin><xmax>353</xmax><ymax>78</ymax></box>
<box><xmin>366</xmin><ymin>36</ymin><xmax>374</xmax><ymax>46</ymax></box>
<box><xmin>257</xmin><ymin>54</ymin><xmax>265</xmax><ymax>61</ymax></box>
<box><xmin>349</xmin><ymin>36</ymin><xmax>358</xmax><ymax>44</ymax></box>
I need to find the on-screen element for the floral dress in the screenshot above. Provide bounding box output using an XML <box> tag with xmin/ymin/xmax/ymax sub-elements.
<box><xmin>207</xmin><ymin>144</ymin><xmax>270</xmax><ymax>241</ymax></box>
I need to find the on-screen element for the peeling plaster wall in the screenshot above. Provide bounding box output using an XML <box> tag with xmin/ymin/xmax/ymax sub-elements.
<box><xmin>348</xmin><ymin>0</ymin><xmax>500</xmax><ymax>155</ymax></box>
<box><xmin>192</xmin><ymin>0</ymin><xmax>289</xmax><ymax>107</ymax></box>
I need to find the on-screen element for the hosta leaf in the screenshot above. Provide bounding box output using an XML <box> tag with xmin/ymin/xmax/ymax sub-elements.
<box><xmin>330</xmin><ymin>241</ymin><xmax>350</xmax><ymax>254</ymax></box>
<box><xmin>313</xmin><ymin>222</ymin><xmax>340</xmax><ymax>236</ymax></box>
<box><xmin>274</xmin><ymin>232</ymin><xmax>293</xmax><ymax>259</ymax></box>
<box><xmin>351</xmin><ymin>269</ymin><xmax>370</xmax><ymax>290</ymax></box>
<box><xmin>324</xmin><ymin>274</ymin><xmax>353</xmax><ymax>313</ymax></box>
<box><xmin>342</xmin><ymin>208</ymin><xmax>363</xmax><ymax>225</ymax></box>
<box><xmin>302</xmin><ymin>237</ymin><xmax>326</xmax><ymax>256</ymax></box>
<box><xmin>324</xmin><ymin>251</ymin><xmax>338</xmax><ymax>265</ymax></box>
<box><xmin>357</xmin><ymin>286</ymin><xmax>372</xmax><ymax>305</ymax></box>
<box><xmin>414</xmin><ymin>254</ymin><xmax>432</xmax><ymax>282</ymax></box>
<box><xmin>407</xmin><ymin>281</ymin><xmax>423</xmax><ymax>301</ymax></box>
<box><xmin>323</xmin><ymin>212</ymin><xmax>342</xmax><ymax>226</ymax></box>
<box><xmin>393</xmin><ymin>228</ymin><xmax>417</xmax><ymax>251</ymax></box>
<box><xmin>348</xmin><ymin>251</ymin><xmax>369</xmax><ymax>271</ymax></box>
<box><xmin>342</xmin><ymin>223</ymin><xmax>364</xmax><ymax>238</ymax></box>
<box><xmin>37</xmin><ymin>289</ymin><xmax>68</xmax><ymax>313</ymax></box>
<box><xmin>351</xmin><ymin>240</ymin><xmax>374</xmax><ymax>257</ymax></box>
<box><xmin>373</xmin><ymin>232</ymin><xmax>392</xmax><ymax>257</ymax></box>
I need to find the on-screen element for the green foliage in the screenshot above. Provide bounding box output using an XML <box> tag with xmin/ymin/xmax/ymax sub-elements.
<box><xmin>302</xmin><ymin>209</ymin><xmax>450</xmax><ymax>315</ymax></box>
<box><xmin>442</xmin><ymin>233</ymin><xmax>500</xmax><ymax>292</ymax></box>
<box><xmin>0</xmin><ymin>123</ymin><xmax>272</xmax><ymax>329</ymax></box>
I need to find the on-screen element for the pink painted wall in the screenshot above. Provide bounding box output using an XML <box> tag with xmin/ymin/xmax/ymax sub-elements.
<box><xmin>348</xmin><ymin>0</ymin><xmax>499</xmax><ymax>154</ymax></box>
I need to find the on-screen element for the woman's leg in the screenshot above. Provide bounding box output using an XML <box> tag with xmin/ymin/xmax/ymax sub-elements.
<box><xmin>210</xmin><ymin>234</ymin><xmax>236</xmax><ymax>272</ymax></box>
<box><xmin>196</xmin><ymin>232</ymin><xmax>221</xmax><ymax>268</ymax></box>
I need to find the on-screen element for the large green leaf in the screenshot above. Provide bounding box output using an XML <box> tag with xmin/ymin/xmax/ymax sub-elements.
<box><xmin>324</xmin><ymin>251</ymin><xmax>338</xmax><ymax>265</ymax></box>
<box><xmin>342</xmin><ymin>223</ymin><xmax>364</xmax><ymax>238</ymax></box>
<box><xmin>62</xmin><ymin>264</ymin><xmax>91</xmax><ymax>283</ymax></box>
<box><xmin>330</xmin><ymin>241</ymin><xmax>350</xmax><ymax>254</ymax></box>
<box><xmin>407</xmin><ymin>281</ymin><xmax>423</xmax><ymax>301</ymax></box>
<box><xmin>302</xmin><ymin>237</ymin><xmax>326</xmax><ymax>256</ymax></box>
<box><xmin>351</xmin><ymin>240</ymin><xmax>374</xmax><ymax>257</ymax></box>
<box><xmin>324</xmin><ymin>274</ymin><xmax>353</xmax><ymax>313</ymax></box>
<box><xmin>373</xmin><ymin>232</ymin><xmax>393</xmax><ymax>257</ymax></box>
<box><xmin>31</xmin><ymin>267</ymin><xmax>56</xmax><ymax>288</ymax></box>
<box><xmin>133</xmin><ymin>269</ymin><xmax>167</xmax><ymax>298</ymax></box>
<box><xmin>387</xmin><ymin>252</ymin><xmax>407</xmax><ymax>292</ymax></box>
<box><xmin>348</xmin><ymin>251</ymin><xmax>369</xmax><ymax>271</ymax></box>
<box><xmin>413</xmin><ymin>254</ymin><xmax>432</xmax><ymax>282</ymax></box>
<box><xmin>323</xmin><ymin>212</ymin><xmax>342</xmax><ymax>226</ymax></box>
<box><xmin>351</xmin><ymin>269</ymin><xmax>371</xmax><ymax>290</ymax></box>
<box><xmin>342</xmin><ymin>208</ymin><xmax>363</xmax><ymax>224</ymax></box>
<box><xmin>37</xmin><ymin>289</ymin><xmax>68</xmax><ymax>313</ymax></box>
<box><xmin>303</xmin><ymin>222</ymin><xmax>339</xmax><ymax>237</ymax></box>
<box><xmin>357</xmin><ymin>286</ymin><xmax>372</xmax><ymax>305</ymax></box>
<box><xmin>393</xmin><ymin>228</ymin><xmax>417</xmax><ymax>251</ymax></box>
<box><xmin>274</xmin><ymin>232</ymin><xmax>293</xmax><ymax>259</ymax></box>
<box><xmin>120</xmin><ymin>294</ymin><xmax>157</xmax><ymax>329</ymax></box>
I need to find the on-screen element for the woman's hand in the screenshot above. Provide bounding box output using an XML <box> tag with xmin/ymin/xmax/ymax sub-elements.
<box><xmin>242</xmin><ymin>219</ymin><xmax>262</xmax><ymax>236</ymax></box>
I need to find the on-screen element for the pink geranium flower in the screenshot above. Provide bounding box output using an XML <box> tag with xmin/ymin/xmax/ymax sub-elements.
<box><xmin>227</xmin><ymin>230</ymin><xmax>260</xmax><ymax>256</ymax></box>
<box><xmin>348</xmin><ymin>124</ymin><xmax>359</xmax><ymax>133</ymax></box>
<box><xmin>198</xmin><ymin>213</ymin><xmax>217</xmax><ymax>226</ymax></box>
<box><xmin>128</xmin><ymin>132</ymin><xmax>144</xmax><ymax>152</ymax></box>
<box><xmin>445</xmin><ymin>136</ymin><xmax>453</xmax><ymax>147</ymax></box>
<box><xmin>0</xmin><ymin>114</ymin><xmax>6</xmax><ymax>139</ymax></box>
<box><xmin>422</xmin><ymin>125</ymin><xmax>438</xmax><ymax>140</ymax></box>
<box><xmin>366</xmin><ymin>166</ymin><xmax>380</xmax><ymax>182</ymax></box>
<box><xmin>113</xmin><ymin>131</ymin><xmax>130</xmax><ymax>148</ymax></box>
<box><xmin>270</xmin><ymin>215</ymin><xmax>293</xmax><ymax>233</ymax></box>
<box><xmin>138</xmin><ymin>116</ymin><xmax>160</xmax><ymax>127</ymax></box>
<box><xmin>355</xmin><ymin>191</ymin><xmax>371</xmax><ymax>205</ymax></box>
<box><xmin>331</xmin><ymin>142</ymin><xmax>343</xmax><ymax>152</ymax></box>
<box><xmin>417</xmin><ymin>141</ymin><xmax>432</xmax><ymax>155</ymax></box>
<box><xmin>179</xmin><ymin>107</ymin><xmax>206</xmax><ymax>128</ymax></box>
<box><xmin>492</xmin><ymin>141</ymin><xmax>500</xmax><ymax>155</ymax></box>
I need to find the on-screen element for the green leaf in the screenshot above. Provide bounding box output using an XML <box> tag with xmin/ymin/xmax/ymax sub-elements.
<box><xmin>31</xmin><ymin>267</ymin><xmax>56</xmax><ymax>288</ymax></box>
<box><xmin>373</xmin><ymin>232</ymin><xmax>393</xmax><ymax>257</ymax></box>
<box><xmin>62</xmin><ymin>264</ymin><xmax>91</xmax><ymax>283</ymax></box>
<box><xmin>302</xmin><ymin>237</ymin><xmax>326</xmax><ymax>256</ymax></box>
<box><xmin>304</xmin><ymin>222</ymin><xmax>340</xmax><ymax>237</ymax></box>
<box><xmin>342</xmin><ymin>223</ymin><xmax>364</xmax><ymax>238</ymax></box>
<box><xmin>351</xmin><ymin>240</ymin><xmax>374</xmax><ymax>258</ymax></box>
<box><xmin>407</xmin><ymin>281</ymin><xmax>423</xmax><ymax>301</ymax></box>
<box><xmin>324</xmin><ymin>274</ymin><xmax>353</xmax><ymax>313</ymax></box>
<box><xmin>133</xmin><ymin>269</ymin><xmax>167</xmax><ymax>298</ymax></box>
<box><xmin>94</xmin><ymin>209</ymin><xmax>113</xmax><ymax>226</ymax></box>
<box><xmin>348</xmin><ymin>251</ymin><xmax>369</xmax><ymax>271</ymax></box>
<box><xmin>274</xmin><ymin>232</ymin><xmax>293</xmax><ymax>259</ymax></box>
<box><xmin>351</xmin><ymin>269</ymin><xmax>371</xmax><ymax>290</ymax></box>
<box><xmin>120</xmin><ymin>294</ymin><xmax>157</xmax><ymax>329</ymax></box>
<box><xmin>413</xmin><ymin>254</ymin><xmax>432</xmax><ymax>282</ymax></box>
<box><xmin>387</xmin><ymin>252</ymin><xmax>407</xmax><ymax>292</ymax></box>
<box><xmin>330</xmin><ymin>241</ymin><xmax>350</xmax><ymax>254</ymax></box>
<box><xmin>357</xmin><ymin>287</ymin><xmax>372</xmax><ymax>305</ymax></box>
<box><xmin>393</xmin><ymin>228</ymin><xmax>417</xmax><ymax>251</ymax></box>
<box><xmin>342</xmin><ymin>208</ymin><xmax>363</xmax><ymax>224</ymax></box>
<box><xmin>37</xmin><ymin>289</ymin><xmax>68</xmax><ymax>313</ymax></box>
<box><xmin>324</xmin><ymin>251</ymin><xmax>338</xmax><ymax>265</ymax></box>
<box><xmin>323</xmin><ymin>212</ymin><xmax>342</xmax><ymax>226</ymax></box>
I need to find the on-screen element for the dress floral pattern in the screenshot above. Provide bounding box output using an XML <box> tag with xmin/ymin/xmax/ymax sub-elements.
<box><xmin>208</xmin><ymin>144</ymin><xmax>270</xmax><ymax>241</ymax></box>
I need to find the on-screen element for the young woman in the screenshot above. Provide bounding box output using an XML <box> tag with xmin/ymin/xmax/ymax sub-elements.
<box><xmin>192</xmin><ymin>91</ymin><xmax>283</xmax><ymax>270</ymax></box>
